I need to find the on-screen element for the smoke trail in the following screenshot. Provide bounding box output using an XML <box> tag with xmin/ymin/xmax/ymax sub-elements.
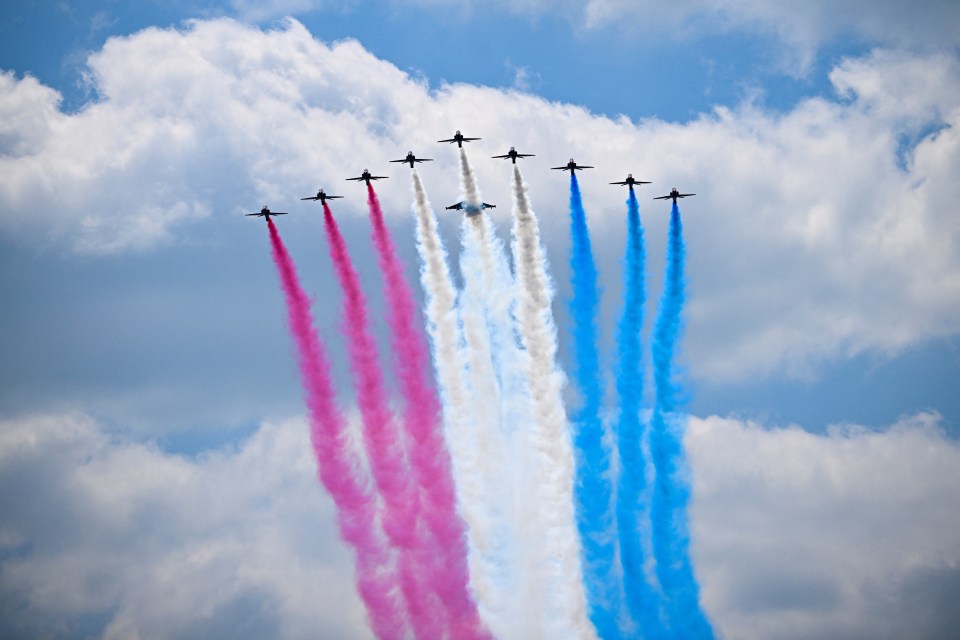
<box><xmin>566</xmin><ymin>174</ymin><xmax>621</xmax><ymax>638</ymax></box>
<box><xmin>452</xmin><ymin>151</ymin><xmax>530</xmax><ymax>638</ymax></box>
<box><xmin>265</xmin><ymin>218</ymin><xmax>407</xmax><ymax>640</ymax></box>
<box><xmin>511</xmin><ymin>166</ymin><xmax>597</xmax><ymax>640</ymax></box>
<box><xmin>319</xmin><ymin>205</ymin><xmax>440</xmax><ymax>639</ymax></box>
<box><xmin>614</xmin><ymin>188</ymin><xmax>668</xmax><ymax>638</ymax></box>
<box><xmin>364</xmin><ymin>187</ymin><xmax>490</xmax><ymax>640</ymax></box>
<box><xmin>649</xmin><ymin>203</ymin><xmax>714</xmax><ymax>639</ymax></box>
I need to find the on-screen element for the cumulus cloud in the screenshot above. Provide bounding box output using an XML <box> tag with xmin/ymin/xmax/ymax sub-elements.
<box><xmin>1</xmin><ymin>410</ymin><xmax>957</xmax><ymax>638</ymax></box>
<box><xmin>0</xmin><ymin>19</ymin><xmax>958</xmax><ymax>383</ymax></box>
<box><xmin>687</xmin><ymin>412</ymin><xmax>960</xmax><ymax>640</ymax></box>
<box><xmin>0</xmin><ymin>413</ymin><xmax>369</xmax><ymax>639</ymax></box>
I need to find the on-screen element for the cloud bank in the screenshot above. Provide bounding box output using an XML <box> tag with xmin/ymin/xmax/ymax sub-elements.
<box><xmin>1</xmin><ymin>18</ymin><xmax>958</xmax><ymax>385</ymax></box>
<box><xmin>1</xmin><ymin>411</ymin><xmax>957</xmax><ymax>638</ymax></box>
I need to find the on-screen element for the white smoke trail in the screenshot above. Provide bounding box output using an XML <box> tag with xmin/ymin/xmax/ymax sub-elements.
<box><xmin>510</xmin><ymin>165</ymin><xmax>598</xmax><ymax>639</ymax></box>
<box><xmin>410</xmin><ymin>171</ymin><xmax>516</xmax><ymax>639</ymax></box>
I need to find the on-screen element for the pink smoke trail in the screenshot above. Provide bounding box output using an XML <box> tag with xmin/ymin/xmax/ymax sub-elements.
<box><xmin>365</xmin><ymin>185</ymin><xmax>491</xmax><ymax>640</ymax></box>
<box><xmin>265</xmin><ymin>218</ymin><xmax>407</xmax><ymax>640</ymax></box>
<box><xmin>321</xmin><ymin>204</ymin><xmax>444</xmax><ymax>640</ymax></box>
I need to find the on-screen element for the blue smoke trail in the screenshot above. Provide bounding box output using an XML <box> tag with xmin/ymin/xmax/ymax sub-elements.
<box><xmin>614</xmin><ymin>187</ymin><xmax>669</xmax><ymax>639</ymax></box>
<box><xmin>649</xmin><ymin>202</ymin><xmax>714</xmax><ymax>639</ymax></box>
<box><xmin>568</xmin><ymin>173</ymin><xmax>619</xmax><ymax>639</ymax></box>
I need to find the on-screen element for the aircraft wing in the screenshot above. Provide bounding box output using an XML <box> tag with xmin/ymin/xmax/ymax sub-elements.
<box><xmin>679</xmin><ymin>193</ymin><xmax>696</xmax><ymax>197</ymax></box>
<box><xmin>610</xmin><ymin>181</ymin><xmax>628</xmax><ymax>185</ymax></box>
<box><xmin>346</xmin><ymin>176</ymin><xmax>365</xmax><ymax>181</ymax></box>
<box><xmin>415</xmin><ymin>158</ymin><xmax>433</xmax><ymax>163</ymax></box>
<box><xmin>653</xmin><ymin>195</ymin><xmax>672</xmax><ymax>200</ymax></box>
<box><xmin>300</xmin><ymin>196</ymin><xmax>320</xmax><ymax>200</ymax></box>
<box><xmin>576</xmin><ymin>165</ymin><xmax>594</xmax><ymax>169</ymax></box>
<box><xmin>491</xmin><ymin>154</ymin><xmax>511</xmax><ymax>159</ymax></box>
<box><xmin>389</xmin><ymin>159</ymin><xmax>406</xmax><ymax>163</ymax></box>
<box><xmin>370</xmin><ymin>175</ymin><xmax>389</xmax><ymax>180</ymax></box>
<box><xmin>438</xmin><ymin>137</ymin><xmax>456</xmax><ymax>143</ymax></box>
<box><xmin>551</xmin><ymin>166</ymin><xmax>570</xmax><ymax>170</ymax></box>
<box><xmin>445</xmin><ymin>203</ymin><xmax>464</xmax><ymax>210</ymax></box>
<box><xmin>482</xmin><ymin>203</ymin><xmax>496</xmax><ymax>209</ymax></box>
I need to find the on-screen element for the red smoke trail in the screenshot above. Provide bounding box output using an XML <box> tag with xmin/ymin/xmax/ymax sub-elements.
<box><xmin>265</xmin><ymin>218</ymin><xmax>407</xmax><ymax>640</ymax></box>
<box><xmin>320</xmin><ymin>204</ymin><xmax>444</xmax><ymax>640</ymax></box>
<box><xmin>365</xmin><ymin>185</ymin><xmax>490</xmax><ymax>640</ymax></box>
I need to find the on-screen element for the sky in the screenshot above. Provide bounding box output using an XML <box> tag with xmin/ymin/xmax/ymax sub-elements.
<box><xmin>1</xmin><ymin>1</ymin><xmax>959</xmax><ymax>638</ymax></box>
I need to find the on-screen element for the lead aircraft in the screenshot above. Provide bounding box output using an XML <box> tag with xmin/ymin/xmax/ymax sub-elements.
<box><xmin>438</xmin><ymin>130</ymin><xmax>481</xmax><ymax>147</ymax></box>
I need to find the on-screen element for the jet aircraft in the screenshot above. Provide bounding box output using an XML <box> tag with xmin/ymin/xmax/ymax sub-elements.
<box><xmin>300</xmin><ymin>188</ymin><xmax>344</xmax><ymax>205</ymax></box>
<box><xmin>390</xmin><ymin>151</ymin><xmax>433</xmax><ymax>168</ymax></box>
<box><xmin>438</xmin><ymin>130</ymin><xmax>481</xmax><ymax>147</ymax></box>
<box><xmin>492</xmin><ymin>147</ymin><xmax>535</xmax><ymax>164</ymax></box>
<box><xmin>246</xmin><ymin>206</ymin><xmax>288</xmax><ymax>221</ymax></box>
<box><xmin>551</xmin><ymin>158</ymin><xmax>594</xmax><ymax>173</ymax></box>
<box><xmin>346</xmin><ymin>169</ymin><xmax>389</xmax><ymax>186</ymax></box>
<box><xmin>654</xmin><ymin>188</ymin><xmax>696</xmax><ymax>204</ymax></box>
<box><xmin>610</xmin><ymin>174</ymin><xmax>652</xmax><ymax>188</ymax></box>
<box><xmin>445</xmin><ymin>201</ymin><xmax>496</xmax><ymax>215</ymax></box>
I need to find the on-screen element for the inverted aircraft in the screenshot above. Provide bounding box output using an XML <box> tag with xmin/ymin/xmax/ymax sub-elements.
<box><xmin>438</xmin><ymin>130</ymin><xmax>481</xmax><ymax>147</ymax></box>
<box><xmin>390</xmin><ymin>151</ymin><xmax>433</xmax><ymax>168</ymax></box>
<box><xmin>445</xmin><ymin>201</ymin><xmax>496</xmax><ymax>215</ymax></box>
<box><xmin>492</xmin><ymin>146</ymin><xmax>535</xmax><ymax>164</ymax></box>
<box><xmin>246</xmin><ymin>206</ymin><xmax>288</xmax><ymax>221</ymax></box>
<box><xmin>654</xmin><ymin>188</ymin><xmax>696</xmax><ymax>204</ymax></box>
<box><xmin>610</xmin><ymin>174</ymin><xmax>652</xmax><ymax>188</ymax></box>
<box><xmin>346</xmin><ymin>169</ymin><xmax>389</xmax><ymax>186</ymax></box>
<box><xmin>300</xmin><ymin>188</ymin><xmax>344</xmax><ymax>205</ymax></box>
<box><xmin>552</xmin><ymin>158</ymin><xmax>594</xmax><ymax>173</ymax></box>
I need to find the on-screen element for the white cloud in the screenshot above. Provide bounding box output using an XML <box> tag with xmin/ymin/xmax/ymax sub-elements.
<box><xmin>0</xmin><ymin>412</ymin><xmax>369</xmax><ymax>639</ymax></box>
<box><xmin>1</xmin><ymin>410</ymin><xmax>958</xmax><ymax>637</ymax></box>
<box><xmin>687</xmin><ymin>412</ymin><xmax>960</xmax><ymax>639</ymax></box>
<box><xmin>0</xmin><ymin>19</ymin><xmax>958</xmax><ymax>382</ymax></box>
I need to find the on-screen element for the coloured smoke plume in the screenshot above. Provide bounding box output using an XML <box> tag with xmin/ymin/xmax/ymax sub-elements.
<box><xmin>614</xmin><ymin>186</ymin><xmax>666</xmax><ymax>638</ymax></box>
<box><xmin>320</xmin><ymin>203</ymin><xmax>442</xmax><ymax>639</ymax></box>
<box><xmin>511</xmin><ymin>165</ymin><xmax>596</xmax><ymax>640</ymax></box>
<box><xmin>363</xmin><ymin>187</ymin><xmax>490</xmax><ymax>640</ymax></box>
<box><xmin>649</xmin><ymin>202</ymin><xmax>714</xmax><ymax>639</ymax></box>
<box><xmin>265</xmin><ymin>218</ymin><xmax>407</xmax><ymax>640</ymax></box>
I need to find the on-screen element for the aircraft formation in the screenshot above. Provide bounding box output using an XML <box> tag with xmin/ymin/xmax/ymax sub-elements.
<box><xmin>248</xmin><ymin>129</ymin><xmax>694</xmax><ymax>220</ymax></box>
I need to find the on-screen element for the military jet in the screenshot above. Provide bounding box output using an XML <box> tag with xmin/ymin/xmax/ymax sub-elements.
<box><xmin>654</xmin><ymin>188</ymin><xmax>696</xmax><ymax>204</ymax></box>
<box><xmin>246</xmin><ymin>206</ymin><xmax>288</xmax><ymax>221</ymax></box>
<box><xmin>390</xmin><ymin>151</ymin><xmax>433</xmax><ymax>168</ymax></box>
<box><xmin>551</xmin><ymin>158</ymin><xmax>594</xmax><ymax>173</ymax></box>
<box><xmin>610</xmin><ymin>174</ymin><xmax>652</xmax><ymax>188</ymax></box>
<box><xmin>492</xmin><ymin>146</ymin><xmax>535</xmax><ymax>164</ymax></box>
<box><xmin>445</xmin><ymin>201</ymin><xmax>496</xmax><ymax>215</ymax></box>
<box><xmin>300</xmin><ymin>189</ymin><xmax>344</xmax><ymax>205</ymax></box>
<box><xmin>346</xmin><ymin>169</ymin><xmax>389</xmax><ymax>186</ymax></box>
<box><xmin>438</xmin><ymin>130</ymin><xmax>481</xmax><ymax>147</ymax></box>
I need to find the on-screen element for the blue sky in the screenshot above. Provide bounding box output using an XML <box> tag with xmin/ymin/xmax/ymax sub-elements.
<box><xmin>1</xmin><ymin>1</ymin><xmax>960</xmax><ymax>638</ymax></box>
